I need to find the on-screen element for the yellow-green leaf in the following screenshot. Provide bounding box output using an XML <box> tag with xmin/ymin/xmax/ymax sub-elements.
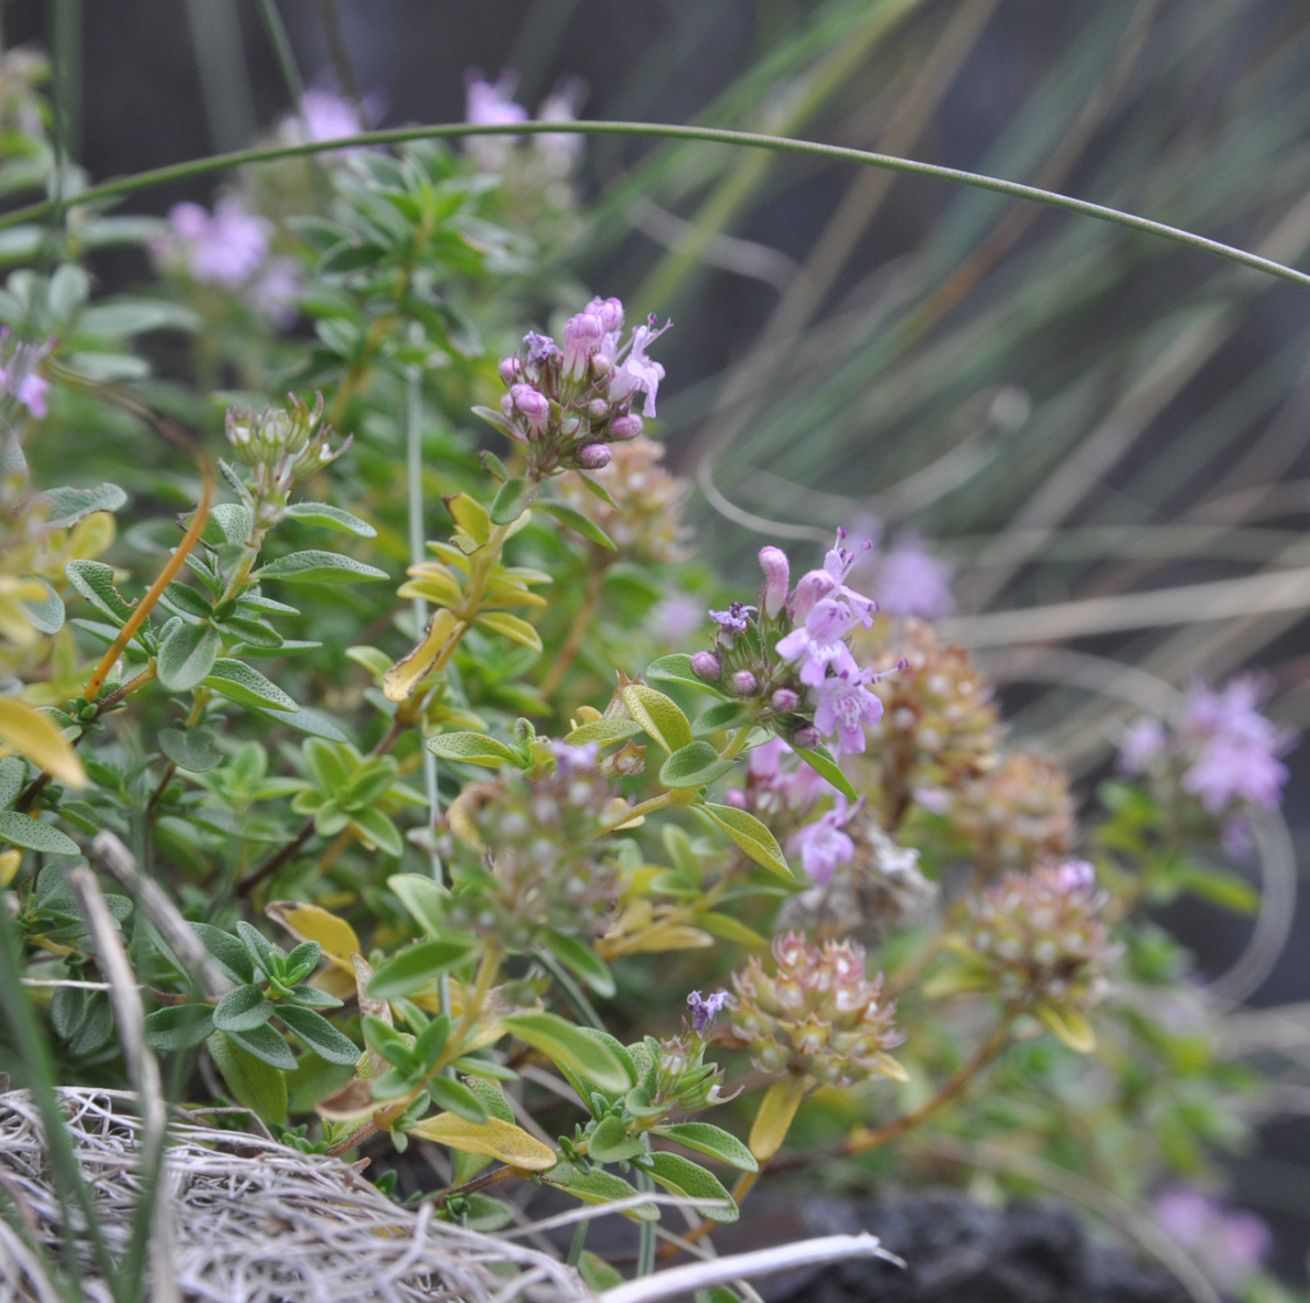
<box><xmin>1034</xmin><ymin>1002</ymin><xmax>1096</xmax><ymax>1053</ymax></box>
<box><xmin>444</xmin><ymin>493</ymin><xmax>491</xmax><ymax>546</ymax></box>
<box><xmin>383</xmin><ymin>609</ymin><xmax>460</xmax><ymax>703</ymax></box>
<box><xmin>266</xmin><ymin>900</ymin><xmax>361</xmax><ymax>974</ymax></box>
<box><xmin>408</xmin><ymin>1112</ymin><xmax>557</xmax><ymax>1170</ymax></box>
<box><xmin>621</xmin><ymin>684</ymin><xmax>692</xmax><ymax>754</ymax></box>
<box><xmin>699</xmin><ymin>803</ymin><xmax>791</xmax><ymax>878</ymax></box>
<box><xmin>476</xmin><ymin>610</ymin><xmax>542</xmax><ymax>653</ymax></box>
<box><xmin>0</xmin><ymin>698</ymin><xmax>85</xmax><ymax>786</ymax></box>
<box><xmin>748</xmin><ymin>1074</ymin><xmax>807</xmax><ymax>1162</ymax></box>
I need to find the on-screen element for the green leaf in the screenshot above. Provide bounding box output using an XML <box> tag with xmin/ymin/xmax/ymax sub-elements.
<box><xmin>428</xmin><ymin>1075</ymin><xmax>490</xmax><ymax>1124</ymax></box>
<box><xmin>476</xmin><ymin>610</ymin><xmax>542</xmax><ymax>652</ymax></box>
<box><xmin>425</xmin><ymin>732</ymin><xmax>523</xmax><ymax>769</ymax></box>
<box><xmin>192</xmin><ymin>923</ymin><xmax>255</xmax><ymax>983</ymax></box>
<box><xmin>285</xmin><ymin>502</ymin><xmax>377</xmax><ymax>538</ymax></box>
<box><xmin>659</xmin><ymin>741</ymin><xmax>736</xmax><ymax>789</ymax></box>
<box><xmin>693</xmin><ymin>701</ymin><xmax>756</xmax><ymax>736</ymax></box>
<box><xmin>653</xmin><ymin>1122</ymin><xmax>758</xmax><ymax>1172</ymax></box>
<box><xmin>792</xmin><ymin>742</ymin><xmax>858</xmax><ymax>802</ymax></box>
<box><xmin>1175</xmin><ymin>862</ymin><xmax>1259</xmax><ymax>914</ymax></box>
<box><xmin>622</xmin><ymin>684</ymin><xmax>693</xmax><ymax>754</ymax></box>
<box><xmin>205</xmin><ymin>502</ymin><xmax>254</xmax><ymax>547</ymax></box>
<box><xmin>256</xmin><ymin>550</ymin><xmax>388</xmax><ymax>585</ymax></box>
<box><xmin>156</xmin><ymin>620</ymin><xmax>221</xmax><ymax>691</ymax></box>
<box><xmin>162</xmin><ymin>582</ymin><xmax>213</xmax><ymax>620</ymax></box>
<box><xmin>543</xmin><ymin>1162</ymin><xmax>658</xmax><ymax>1220</ymax></box>
<box><xmin>204</xmin><ymin>659</ymin><xmax>297</xmax><ymax>712</ymax></box>
<box><xmin>39</xmin><ymin>482</ymin><xmax>127</xmax><ymax>528</ymax></box>
<box><xmin>144</xmin><ymin>1004</ymin><xmax>215</xmax><ymax>1051</ymax></box>
<box><xmin>20</xmin><ymin>578</ymin><xmax>65</xmax><ymax>635</ymax></box>
<box><xmin>0</xmin><ymin>810</ymin><xmax>79</xmax><ymax>856</ymax></box>
<box><xmin>350</xmin><ymin>807</ymin><xmax>404</xmax><ymax>857</ymax></box>
<box><xmin>698</xmin><ymin>803</ymin><xmax>791</xmax><ymax>879</ymax></box>
<box><xmin>213</xmin><ymin>984</ymin><xmax>275</xmax><ymax>1032</ymax></box>
<box><xmin>539</xmin><ymin>929</ymin><xmax>615</xmax><ymax>998</ymax></box>
<box><xmin>78</xmin><ymin>298</ymin><xmax>199</xmax><ymax>337</ymax></box>
<box><xmin>643</xmin><ymin>1151</ymin><xmax>738</xmax><ymax>1222</ymax></box>
<box><xmin>502</xmin><ymin>1012</ymin><xmax>631</xmax><ymax>1094</ymax></box>
<box><xmin>589</xmin><ymin>1115</ymin><xmax>644</xmax><ymax>1164</ymax></box>
<box><xmin>277</xmin><ymin>1005</ymin><xmax>359</xmax><ymax>1065</ymax></box>
<box><xmin>367</xmin><ymin>938</ymin><xmax>475</xmax><ymax>999</ymax></box>
<box><xmin>489</xmin><ymin>477</ymin><xmax>538</xmax><ymax>525</ymax></box>
<box><xmin>65</xmin><ymin>559</ymin><xmax>134</xmax><ymax>625</ymax></box>
<box><xmin>0</xmin><ymin>756</ymin><xmax>25</xmax><ymax>809</ymax></box>
<box><xmin>536</xmin><ymin>499</ymin><xmax>616</xmax><ymax>552</ymax></box>
<box><xmin>564</xmin><ymin>718</ymin><xmax>644</xmax><ymax>746</ymax></box>
<box><xmin>646</xmin><ymin>653</ymin><xmax>724</xmax><ymax>696</ymax></box>
<box><xmin>207</xmin><ymin>1030</ymin><xmax>288</xmax><ymax>1125</ymax></box>
<box><xmin>387</xmin><ymin>873</ymin><xmax>449</xmax><ymax>937</ymax></box>
<box><xmin>318</xmin><ymin>239</ymin><xmax>387</xmax><ymax>275</ymax></box>
<box><xmin>228</xmin><ymin>1022</ymin><xmax>298</xmax><ymax>1070</ymax></box>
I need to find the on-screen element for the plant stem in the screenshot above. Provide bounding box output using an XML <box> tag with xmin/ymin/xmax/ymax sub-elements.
<box><xmin>845</xmin><ymin>1011</ymin><xmax>1015</xmax><ymax>1157</ymax></box>
<box><xmin>593</xmin><ymin>791</ymin><xmax>675</xmax><ymax>839</ymax></box>
<box><xmin>6</xmin><ymin>122</ymin><xmax>1310</xmax><ymax>292</ymax></box>
<box><xmin>538</xmin><ymin>564</ymin><xmax>606</xmax><ymax>700</ymax></box>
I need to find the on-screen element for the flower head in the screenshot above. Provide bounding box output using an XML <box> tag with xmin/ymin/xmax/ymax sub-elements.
<box><xmin>813</xmin><ymin>669</ymin><xmax>885</xmax><ymax>754</ymax></box>
<box><xmin>154</xmin><ymin>198</ymin><xmax>271</xmax><ymax>288</ymax></box>
<box><xmin>686</xmin><ymin>989</ymin><xmax>730</xmax><ymax>1036</ymax></box>
<box><xmin>731</xmin><ymin>934</ymin><xmax>905</xmax><ymax>1087</ymax></box>
<box><xmin>609</xmin><ymin>317</ymin><xmax>671</xmax><ymax>418</ymax></box>
<box><xmin>0</xmin><ymin>331</ymin><xmax>53</xmax><ymax>420</ymax></box>
<box><xmin>789</xmin><ymin>799</ymin><xmax>856</xmax><ymax>885</ymax></box>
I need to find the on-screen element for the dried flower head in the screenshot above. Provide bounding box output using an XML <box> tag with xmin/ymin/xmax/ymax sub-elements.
<box><xmin>858</xmin><ymin>620</ymin><xmax>998</xmax><ymax>809</ymax></box>
<box><xmin>731</xmin><ymin>933</ymin><xmax>905</xmax><ymax>1087</ymax></box>
<box><xmin>952</xmin><ymin>859</ymin><xmax>1116</xmax><ymax>1027</ymax></box>
<box><xmin>953</xmin><ymin>752</ymin><xmax>1074</xmax><ymax>872</ymax></box>
<box><xmin>441</xmin><ymin>757</ymin><xmax>623</xmax><ymax>950</ymax></box>
<box><xmin>552</xmin><ymin>437</ymin><xmax>688</xmax><ymax>563</ymax></box>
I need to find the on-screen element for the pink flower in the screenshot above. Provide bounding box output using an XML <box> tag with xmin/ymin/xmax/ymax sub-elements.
<box><xmin>775</xmin><ymin>623</ymin><xmax>859</xmax><ymax>687</ymax></box>
<box><xmin>813</xmin><ymin>669</ymin><xmax>884</xmax><ymax>754</ymax></box>
<box><xmin>609</xmin><ymin>318</ymin><xmax>670</xmax><ymax>418</ymax></box>
<box><xmin>155</xmin><ymin>198</ymin><xmax>271</xmax><ymax>288</ymax></box>
<box><xmin>535</xmin><ymin>79</ymin><xmax>587</xmax><ymax>177</ymax></box>
<box><xmin>0</xmin><ymin>332</ymin><xmax>53</xmax><ymax>420</ymax></box>
<box><xmin>464</xmin><ymin>71</ymin><xmax>528</xmax><ymax>169</ymax></box>
<box><xmin>758</xmin><ymin>546</ymin><xmax>790</xmax><ymax>619</ymax></box>
<box><xmin>789</xmin><ymin>801</ymin><xmax>855</xmax><ymax>885</ymax></box>
<box><xmin>871</xmin><ymin>536</ymin><xmax>954</xmax><ymax>620</ymax></box>
<box><xmin>1117</xmin><ymin>717</ymin><xmax>1166</xmax><ymax>775</ymax></box>
<box><xmin>562</xmin><ymin>309</ymin><xmax>605</xmax><ymax>378</ymax></box>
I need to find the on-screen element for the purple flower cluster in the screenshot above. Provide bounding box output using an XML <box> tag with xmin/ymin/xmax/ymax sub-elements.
<box><xmin>151</xmin><ymin>197</ymin><xmax>301</xmax><ymax>325</ymax></box>
<box><xmin>692</xmin><ymin>530</ymin><xmax>902</xmax><ymax>756</ymax></box>
<box><xmin>489</xmin><ymin>296</ymin><xmax>670</xmax><ymax>476</ymax></box>
<box><xmin>1152</xmin><ymin>1188</ymin><xmax>1270</xmax><ymax>1290</ymax></box>
<box><xmin>686</xmin><ymin>989</ymin><xmax>730</xmax><ymax>1035</ymax></box>
<box><xmin>465</xmin><ymin>69</ymin><xmax>587</xmax><ymax>179</ymax></box>
<box><xmin>0</xmin><ymin>329</ymin><xmax>52</xmax><ymax>421</ymax></box>
<box><xmin>1118</xmin><ymin>677</ymin><xmax>1294</xmax><ymax>817</ymax></box>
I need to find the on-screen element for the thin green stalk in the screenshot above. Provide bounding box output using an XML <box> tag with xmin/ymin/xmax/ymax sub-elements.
<box><xmin>635</xmin><ymin>1171</ymin><xmax>657</xmax><ymax>1277</ymax></box>
<box><xmin>255</xmin><ymin>0</ymin><xmax>306</xmax><ymax>106</ymax></box>
<box><xmin>0</xmin><ymin>906</ymin><xmax>119</xmax><ymax>1297</ymax></box>
<box><xmin>3</xmin><ymin>121</ymin><xmax>1310</xmax><ymax>292</ymax></box>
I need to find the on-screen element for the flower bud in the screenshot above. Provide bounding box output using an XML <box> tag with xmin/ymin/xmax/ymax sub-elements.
<box><xmin>731</xmin><ymin>670</ymin><xmax>759</xmax><ymax>696</ymax></box>
<box><xmin>690</xmin><ymin>651</ymin><xmax>722</xmax><ymax>682</ymax></box>
<box><xmin>791</xmin><ymin>724</ymin><xmax>820</xmax><ymax>749</ymax></box>
<box><xmin>587</xmin><ymin>399</ymin><xmax>610</xmax><ymax>421</ymax></box>
<box><xmin>589</xmin><ymin>352</ymin><xmax>614</xmax><ymax>382</ymax></box>
<box><xmin>609</xmin><ymin>413</ymin><xmax>644</xmax><ymax>441</ymax></box>
<box><xmin>562</xmin><ymin>311</ymin><xmax>603</xmax><ymax>378</ymax></box>
<box><xmin>771</xmin><ymin>688</ymin><xmax>799</xmax><ymax>713</ymax></box>
<box><xmin>758</xmin><ymin>546</ymin><xmax>791</xmax><ymax>619</ymax></box>
<box><xmin>577</xmin><ymin>443</ymin><xmax>612</xmax><ymax>470</ymax></box>
<box><xmin>498</xmin><ymin>356</ymin><xmax>521</xmax><ymax>385</ymax></box>
<box><xmin>510</xmin><ymin>383</ymin><xmax>550</xmax><ymax>433</ymax></box>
